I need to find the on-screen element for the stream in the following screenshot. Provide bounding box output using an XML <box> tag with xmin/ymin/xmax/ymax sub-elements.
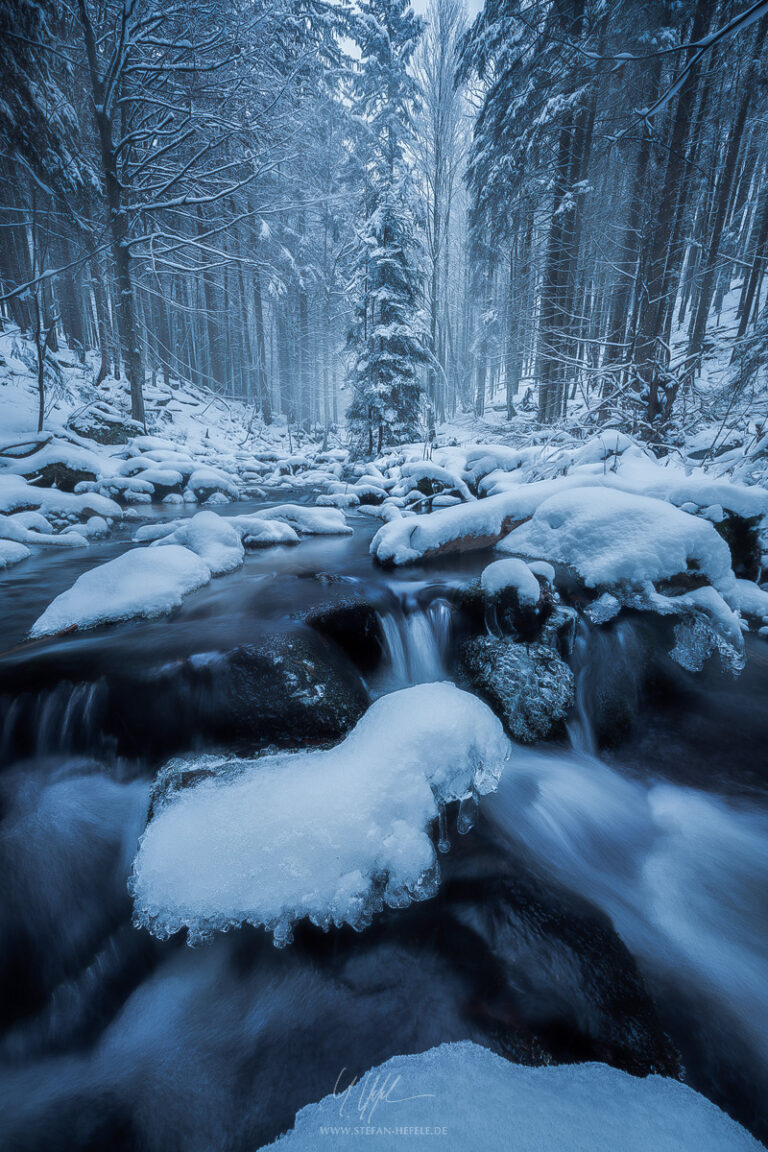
<box><xmin>0</xmin><ymin>498</ymin><xmax>767</xmax><ymax>1150</ymax></box>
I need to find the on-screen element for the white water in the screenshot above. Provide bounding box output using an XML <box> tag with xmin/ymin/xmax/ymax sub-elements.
<box><xmin>486</xmin><ymin>742</ymin><xmax>768</xmax><ymax>1069</ymax></box>
<box><xmin>376</xmin><ymin>596</ymin><xmax>453</xmax><ymax>689</ymax></box>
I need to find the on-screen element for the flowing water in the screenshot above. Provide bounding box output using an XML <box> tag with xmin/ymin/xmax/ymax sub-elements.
<box><xmin>1</xmin><ymin>500</ymin><xmax>767</xmax><ymax>1149</ymax></box>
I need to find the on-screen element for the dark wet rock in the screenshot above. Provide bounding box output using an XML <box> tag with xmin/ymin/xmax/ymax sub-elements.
<box><xmin>460</xmin><ymin>634</ymin><xmax>574</xmax><ymax>743</ymax></box>
<box><xmin>104</xmin><ymin>629</ymin><xmax>369</xmax><ymax>759</ymax></box>
<box><xmin>438</xmin><ymin>841</ymin><xmax>681</xmax><ymax>1078</ymax></box>
<box><xmin>67</xmin><ymin>404</ymin><xmax>144</xmax><ymax>446</ymax></box>
<box><xmin>455</xmin><ymin>575</ymin><xmax>558</xmax><ymax>645</ymax></box>
<box><xmin>714</xmin><ymin>513</ymin><xmax>762</xmax><ymax>581</ymax></box>
<box><xmin>31</xmin><ymin>460</ymin><xmax>100</xmax><ymax>493</ymax></box>
<box><xmin>305</xmin><ymin>594</ymin><xmax>384</xmax><ymax>672</ymax></box>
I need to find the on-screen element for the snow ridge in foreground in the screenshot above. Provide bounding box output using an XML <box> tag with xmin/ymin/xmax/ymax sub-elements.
<box><xmin>267</xmin><ymin>1041</ymin><xmax>761</xmax><ymax>1151</ymax></box>
<box><xmin>131</xmin><ymin>684</ymin><xmax>510</xmax><ymax>946</ymax></box>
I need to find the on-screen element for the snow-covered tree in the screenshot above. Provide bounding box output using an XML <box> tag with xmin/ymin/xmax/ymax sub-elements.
<box><xmin>346</xmin><ymin>0</ymin><xmax>429</xmax><ymax>455</ymax></box>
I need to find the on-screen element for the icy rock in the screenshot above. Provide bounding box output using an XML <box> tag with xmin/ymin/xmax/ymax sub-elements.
<box><xmin>267</xmin><ymin>1041</ymin><xmax>761</xmax><ymax>1152</ymax></box>
<box><xmin>461</xmin><ymin>634</ymin><xmax>574</xmax><ymax>744</ymax></box>
<box><xmin>29</xmin><ymin>545</ymin><xmax>211</xmax><ymax>637</ymax></box>
<box><xmin>131</xmin><ymin>683</ymin><xmax>510</xmax><ymax>945</ymax></box>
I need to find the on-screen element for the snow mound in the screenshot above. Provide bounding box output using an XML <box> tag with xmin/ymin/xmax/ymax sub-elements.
<box><xmin>500</xmin><ymin>487</ymin><xmax>744</xmax><ymax>672</ymax></box>
<box><xmin>481</xmin><ymin>558</ymin><xmax>540</xmax><ymax>605</ymax></box>
<box><xmin>0</xmin><ymin>539</ymin><xmax>31</xmax><ymax>569</ymax></box>
<box><xmin>151</xmin><ymin>511</ymin><xmax>244</xmax><ymax>575</ymax></box>
<box><xmin>267</xmin><ymin>1041</ymin><xmax>761</xmax><ymax>1152</ymax></box>
<box><xmin>131</xmin><ymin>683</ymin><xmax>510</xmax><ymax>946</ymax></box>
<box><xmin>251</xmin><ymin>503</ymin><xmax>353</xmax><ymax>535</ymax></box>
<box><xmin>500</xmin><ymin>486</ymin><xmax>735</xmax><ymax>592</ymax></box>
<box><xmin>29</xmin><ymin>545</ymin><xmax>211</xmax><ymax>637</ymax></box>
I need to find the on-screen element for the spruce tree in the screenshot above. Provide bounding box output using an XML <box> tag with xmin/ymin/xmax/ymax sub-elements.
<box><xmin>347</xmin><ymin>0</ymin><xmax>428</xmax><ymax>455</ymax></box>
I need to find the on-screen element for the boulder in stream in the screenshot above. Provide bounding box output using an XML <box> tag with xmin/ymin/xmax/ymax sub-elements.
<box><xmin>460</xmin><ymin>633</ymin><xmax>574</xmax><ymax>743</ymax></box>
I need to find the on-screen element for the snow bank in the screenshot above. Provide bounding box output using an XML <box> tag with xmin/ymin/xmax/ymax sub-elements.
<box><xmin>29</xmin><ymin>546</ymin><xmax>211</xmax><ymax>637</ymax></box>
<box><xmin>0</xmin><ymin>474</ymin><xmax>120</xmax><ymax>521</ymax></box>
<box><xmin>131</xmin><ymin>683</ymin><xmax>510</xmax><ymax>946</ymax></box>
<box><xmin>268</xmin><ymin>1041</ymin><xmax>760</xmax><ymax>1152</ymax></box>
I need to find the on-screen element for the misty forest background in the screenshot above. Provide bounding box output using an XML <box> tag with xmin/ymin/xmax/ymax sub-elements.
<box><xmin>1</xmin><ymin>0</ymin><xmax>768</xmax><ymax>454</ymax></box>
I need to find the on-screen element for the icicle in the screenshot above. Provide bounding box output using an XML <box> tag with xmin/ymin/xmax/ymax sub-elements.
<box><xmin>457</xmin><ymin>788</ymin><xmax>479</xmax><ymax>835</ymax></box>
<box><xmin>437</xmin><ymin>801</ymin><xmax>451</xmax><ymax>853</ymax></box>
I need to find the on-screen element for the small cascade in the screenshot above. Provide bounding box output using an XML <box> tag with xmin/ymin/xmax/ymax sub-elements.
<box><xmin>567</xmin><ymin>615</ymin><xmax>647</xmax><ymax>754</ymax></box>
<box><xmin>376</xmin><ymin>593</ymin><xmax>454</xmax><ymax>690</ymax></box>
<box><xmin>0</xmin><ymin>679</ymin><xmax>112</xmax><ymax>762</ymax></box>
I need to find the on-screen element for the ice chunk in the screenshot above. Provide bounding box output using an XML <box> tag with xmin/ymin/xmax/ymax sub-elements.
<box><xmin>131</xmin><ymin>683</ymin><xmax>510</xmax><ymax>945</ymax></box>
<box><xmin>481</xmin><ymin>558</ymin><xmax>540</xmax><ymax>605</ymax></box>
<box><xmin>29</xmin><ymin>545</ymin><xmax>211</xmax><ymax>637</ymax></box>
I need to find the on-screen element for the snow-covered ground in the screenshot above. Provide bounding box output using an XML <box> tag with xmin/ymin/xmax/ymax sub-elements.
<box><xmin>268</xmin><ymin>1041</ymin><xmax>760</xmax><ymax>1151</ymax></box>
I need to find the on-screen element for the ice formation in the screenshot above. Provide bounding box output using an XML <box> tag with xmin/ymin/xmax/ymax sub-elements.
<box><xmin>131</xmin><ymin>683</ymin><xmax>510</xmax><ymax>946</ymax></box>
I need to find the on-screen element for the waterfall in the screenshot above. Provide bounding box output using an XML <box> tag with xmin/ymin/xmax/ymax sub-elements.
<box><xmin>376</xmin><ymin>594</ymin><xmax>453</xmax><ymax>690</ymax></box>
<box><xmin>567</xmin><ymin>616</ymin><xmax>647</xmax><ymax>754</ymax></box>
<box><xmin>0</xmin><ymin>680</ymin><xmax>110</xmax><ymax>761</ymax></box>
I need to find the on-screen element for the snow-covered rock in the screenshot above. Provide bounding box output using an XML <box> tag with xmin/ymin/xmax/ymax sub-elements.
<box><xmin>0</xmin><ymin>474</ymin><xmax>120</xmax><ymax>521</ymax></box>
<box><xmin>0</xmin><ymin>539</ymin><xmax>31</xmax><ymax>569</ymax></box>
<box><xmin>131</xmin><ymin>683</ymin><xmax>510</xmax><ymax>946</ymax></box>
<box><xmin>151</xmin><ymin>511</ymin><xmax>244</xmax><ymax>576</ymax></box>
<box><xmin>236</xmin><ymin>503</ymin><xmax>352</xmax><ymax>537</ymax></box>
<box><xmin>732</xmin><ymin>578</ymin><xmax>768</xmax><ymax>624</ymax></box>
<box><xmin>29</xmin><ymin>546</ymin><xmax>211</xmax><ymax>637</ymax></box>
<box><xmin>500</xmin><ymin>487</ymin><xmax>735</xmax><ymax>594</ymax></box>
<box><xmin>267</xmin><ymin>1041</ymin><xmax>760</xmax><ymax>1152</ymax></box>
<box><xmin>481</xmin><ymin>557</ymin><xmax>541</xmax><ymax>606</ymax></box>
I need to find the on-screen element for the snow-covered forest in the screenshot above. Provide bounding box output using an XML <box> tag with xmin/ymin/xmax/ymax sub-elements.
<box><xmin>2</xmin><ymin>1</ymin><xmax>768</xmax><ymax>1150</ymax></box>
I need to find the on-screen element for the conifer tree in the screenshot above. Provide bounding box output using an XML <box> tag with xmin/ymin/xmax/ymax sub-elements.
<box><xmin>347</xmin><ymin>0</ymin><xmax>429</xmax><ymax>455</ymax></box>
